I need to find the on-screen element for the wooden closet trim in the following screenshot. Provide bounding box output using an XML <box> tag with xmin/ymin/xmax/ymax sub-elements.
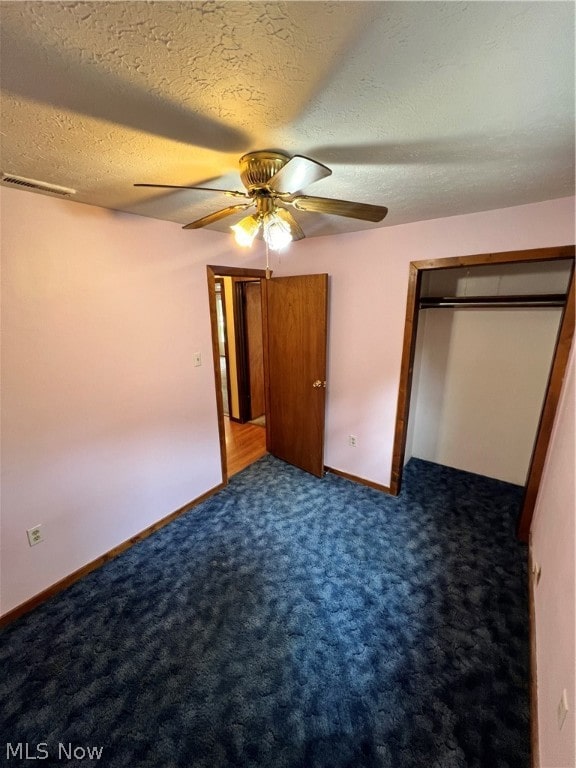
<box><xmin>518</xmin><ymin>268</ymin><xmax>574</xmax><ymax>540</ymax></box>
<box><xmin>390</xmin><ymin>244</ymin><xmax>575</xmax><ymax>543</ymax></box>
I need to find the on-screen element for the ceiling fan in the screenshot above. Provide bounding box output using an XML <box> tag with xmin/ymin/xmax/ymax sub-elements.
<box><xmin>135</xmin><ymin>151</ymin><xmax>388</xmax><ymax>251</ymax></box>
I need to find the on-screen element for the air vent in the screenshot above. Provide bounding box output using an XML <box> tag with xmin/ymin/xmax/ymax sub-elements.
<box><xmin>1</xmin><ymin>173</ymin><xmax>76</xmax><ymax>197</ymax></box>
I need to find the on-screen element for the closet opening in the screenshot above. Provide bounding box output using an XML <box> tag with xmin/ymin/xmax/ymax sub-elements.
<box><xmin>391</xmin><ymin>245</ymin><xmax>575</xmax><ymax>542</ymax></box>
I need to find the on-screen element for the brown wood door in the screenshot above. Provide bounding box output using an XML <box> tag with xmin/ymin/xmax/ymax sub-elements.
<box><xmin>262</xmin><ymin>274</ymin><xmax>328</xmax><ymax>477</ymax></box>
<box><xmin>244</xmin><ymin>282</ymin><xmax>265</xmax><ymax>420</ymax></box>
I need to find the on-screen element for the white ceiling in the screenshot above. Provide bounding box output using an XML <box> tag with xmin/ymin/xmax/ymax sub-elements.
<box><xmin>1</xmin><ymin>1</ymin><xmax>574</xmax><ymax>239</ymax></box>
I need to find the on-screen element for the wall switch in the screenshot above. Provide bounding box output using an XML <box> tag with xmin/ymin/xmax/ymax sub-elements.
<box><xmin>532</xmin><ymin>560</ymin><xmax>542</xmax><ymax>585</ymax></box>
<box><xmin>26</xmin><ymin>525</ymin><xmax>44</xmax><ymax>547</ymax></box>
<box><xmin>558</xmin><ymin>689</ymin><xmax>569</xmax><ymax>730</ymax></box>
<box><xmin>193</xmin><ymin>352</ymin><xmax>202</xmax><ymax>367</ymax></box>
<box><xmin>348</xmin><ymin>435</ymin><xmax>358</xmax><ymax>448</ymax></box>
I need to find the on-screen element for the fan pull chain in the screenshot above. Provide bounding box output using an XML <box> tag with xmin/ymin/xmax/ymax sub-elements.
<box><xmin>265</xmin><ymin>240</ymin><xmax>272</xmax><ymax>280</ymax></box>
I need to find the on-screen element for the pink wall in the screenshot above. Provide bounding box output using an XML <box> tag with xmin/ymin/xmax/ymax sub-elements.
<box><xmin>531</xmin><ymin>344</ymin><xmax>575</xmax><ymax>768</ymax></box>
<box><xmin>271</xmin><ymin>197</ymin><xmax>575</xmax><ymax>487</ymax></box>
<box><xmin>0</xmin><ymin>187</ymin><xmax>244</xmax><ymax>614</ymax></box>
<box><xmin>1</xmin><ymin>189</ymin><xmax>574</xmax><ymax>631</ymax></box>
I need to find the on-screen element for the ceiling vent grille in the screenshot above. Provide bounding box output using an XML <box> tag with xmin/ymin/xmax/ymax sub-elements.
<box><xmin>1</xmin><ymin>173</ymin><xmax>76</xmax><ymax>197</ymax></box>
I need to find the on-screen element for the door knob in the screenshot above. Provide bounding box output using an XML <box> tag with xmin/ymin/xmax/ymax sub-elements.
<box><xmin>312</xmin><ymin>380</ymin><xmax>326</xmax><ymax>388</ymax></box>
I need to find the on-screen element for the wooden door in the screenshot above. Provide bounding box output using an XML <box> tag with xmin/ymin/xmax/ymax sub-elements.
<box><xmin>244</xmin><ymin>282</ymin><xmax>265</xmax><ymax>420</ymax></box>
<box><xmin>262</xmin><ymin>274</ymin><xmax>328</xmax><ymax>477</ymax></box>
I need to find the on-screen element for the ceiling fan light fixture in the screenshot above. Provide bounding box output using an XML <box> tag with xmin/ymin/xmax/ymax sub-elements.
<box><xmin>137</xmin><ymin>150</ymin><xmax>388</xmax><ymax>249</ymax></box>
<box><xmin>231</xmin><ymin>214</ymin><xmax>261</xmax><ymax>247</ymax></box>
<box><xmin>263</xmin><ymin>211</ymin><xmax>293</xmax><ymax>251</ymax></box>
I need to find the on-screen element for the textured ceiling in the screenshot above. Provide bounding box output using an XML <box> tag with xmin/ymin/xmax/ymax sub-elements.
<box><xmin>1</xmin><ymin>1</ymin><xmax>574</xmax><ymax>238</ymax></box>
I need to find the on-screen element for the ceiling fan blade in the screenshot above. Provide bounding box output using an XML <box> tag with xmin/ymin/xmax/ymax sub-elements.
<box><xmin>135</xmin><ymin>183</ymin><xmax>248</xmax><ymax>199</ymax></box>
<box><xmin>290</xmin><ymin>195</ymin><xmax>388</xmax><ymax>222</ymax></box>
<box><xmin>267</xmin><ymin>155</ymin><xmax>332</xmax><ymax>194</ymax></box>
<box><xmin>183</xmin><ymin>204</ymin><xmax>252</xmax><ymax>229</ymax></box>
<box><xmin>274</xmin><ymin>207</ymin><xmax>306</xmax><ymax>241</ymax></box>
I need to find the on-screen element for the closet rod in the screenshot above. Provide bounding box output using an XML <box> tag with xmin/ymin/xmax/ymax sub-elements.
<box><xmin>420</xmin><ymin>294</ymin><xmax>567</xmax><ymax>309</ymax></box>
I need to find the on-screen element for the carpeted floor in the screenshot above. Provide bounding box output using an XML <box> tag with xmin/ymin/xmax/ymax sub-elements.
<box><xmin>0</xmin><ymin>457</ymin><xmax>529</xmax><ymax>768</ymax></box>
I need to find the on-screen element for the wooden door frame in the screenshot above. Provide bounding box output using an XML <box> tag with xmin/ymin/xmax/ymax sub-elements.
<box><xmin>207</xmin><ymin>266</ymin><xmax>268</xmax><ymax>484</ymax></box>
<box><xmin>390</xmin><ymin>244</ymin><xmax>575</xmax><ymax>542</ymax></box>
<box><xmin>213</xmin><ymin>278</ymin><xmax>233</xmax><ymax>419</ymax></box>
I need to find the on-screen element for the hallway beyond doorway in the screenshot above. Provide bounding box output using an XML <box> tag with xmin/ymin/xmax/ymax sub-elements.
<box><xmin>224</xmin><ymin>417</ymin><xmax>267</xmax><ymax>476</ymax></box>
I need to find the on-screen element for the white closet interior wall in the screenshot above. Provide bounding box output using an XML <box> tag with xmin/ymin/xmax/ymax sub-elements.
<box><xmin>405</xmin><ymin>261</ymin><xmax>572</xmax><ymax>485</ymax></box>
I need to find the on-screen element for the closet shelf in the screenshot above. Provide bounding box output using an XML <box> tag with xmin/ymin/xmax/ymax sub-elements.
<box><xmin>419</xmin><ymin>294</ymin><xmax>567</xmax><ymax>309</ymax></box>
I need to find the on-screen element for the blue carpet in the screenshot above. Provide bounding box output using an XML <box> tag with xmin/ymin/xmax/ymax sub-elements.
<box><xmin>0</xmin><ymin>457</ymin><xmax>528</xmax><ymax>767</ymax></box>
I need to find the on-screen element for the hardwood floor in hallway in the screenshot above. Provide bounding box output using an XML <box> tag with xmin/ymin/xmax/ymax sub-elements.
<box><xmin>225</xmin><ymin>417</ymin><xmax>267</xmax><ymax>477</ymax></box>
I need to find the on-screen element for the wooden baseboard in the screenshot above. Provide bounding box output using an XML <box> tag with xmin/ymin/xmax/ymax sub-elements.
<box><xmin>325</xmin><ymin>466</ymin><xmax>391</xmax><ymax>494</ymax></box>
<box><xmin>528</xmin><ymin>539</ymin><xmax>540</xmax><ymax>768</ymax></box>
<box><xmin>0</xmin><ymin>482</ymin><xmax>226</xmax><ymax>628</ymax></box>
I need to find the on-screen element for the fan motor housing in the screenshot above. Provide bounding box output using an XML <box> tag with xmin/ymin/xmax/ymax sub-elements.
<box><xmin>239</xmin><ymin>151</ymin><xmax>289</xmax><ymax>192</ymax></box>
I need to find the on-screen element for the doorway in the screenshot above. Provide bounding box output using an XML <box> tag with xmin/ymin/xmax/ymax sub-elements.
<box><xmin>207</xmin><ymin>266</ymin><xmax>268</xmax><ymax>478</ymax></box>
<box><xmin>391</xmin><ymin>244</ymin><xmax>575</xmax><ymax>542</ymax></box>
<box><xmin>207</xmin><ymin>267</ymin><xmax>330</xmax><ymax>483</ymax></box>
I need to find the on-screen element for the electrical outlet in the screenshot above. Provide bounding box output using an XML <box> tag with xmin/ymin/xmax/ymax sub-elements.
<box><xmin>26</xmin><ymin>525</ymin><xmax>44</xmax><ymax>547</ymax></box>
<box><xmin>558</xmin><ymin>689</ymin><xmax>569</xmax><ymax>730</ymax></box>
<box><xmin>193</xmin><ymin>351</ymin><xmax>202</xmax><ymax>367</ymax></box>
<box><xmin>348</xmin><ymin>435</ymin><xmax>358</xmax><ymax>448</ymax></box>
